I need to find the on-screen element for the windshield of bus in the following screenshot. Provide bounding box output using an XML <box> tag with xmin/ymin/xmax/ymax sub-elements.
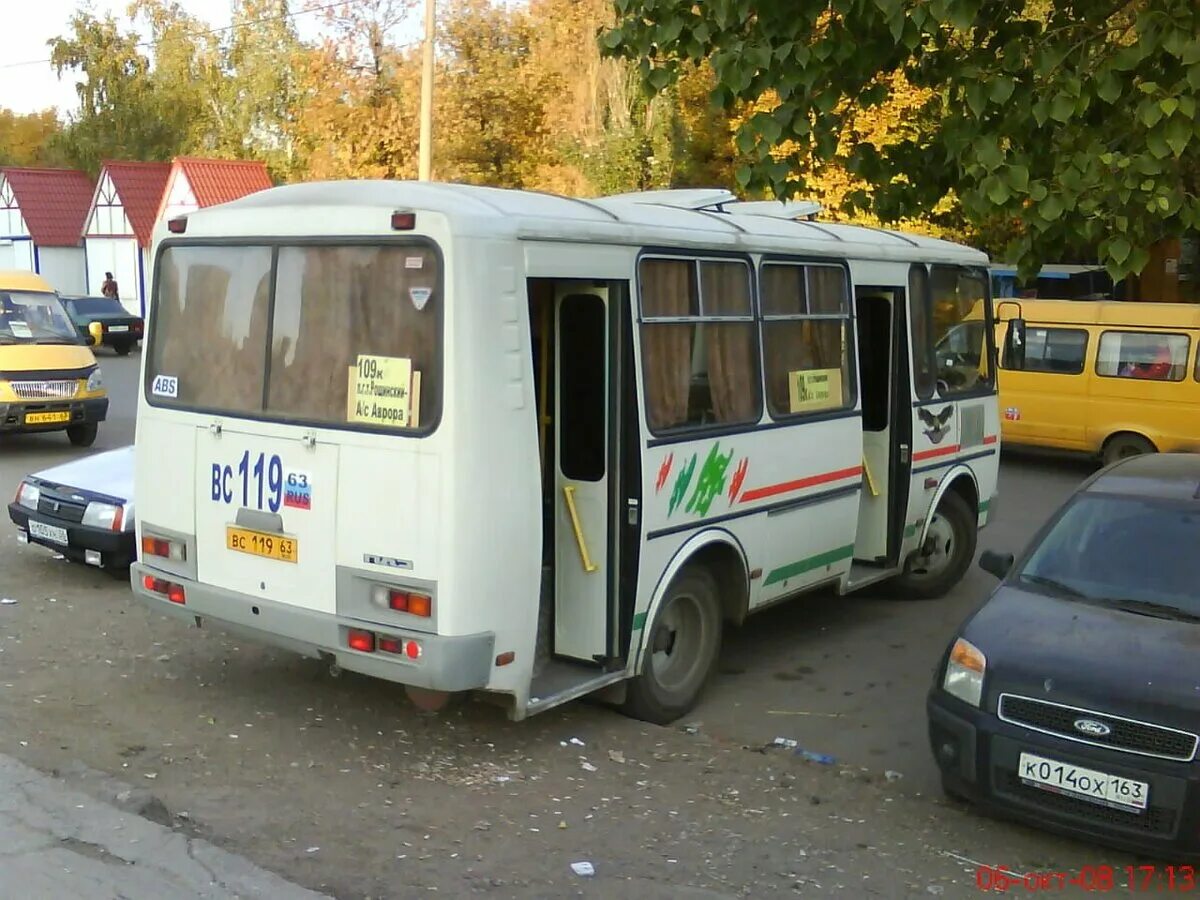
<box><xmin>146</xmin><ymin>242</ymin><xmax>442</xmax><ymax>433</ymax></box>
<box><xmin>0</xmin><ymin>291</ymin><xmax>81</xmax><ymax>345</ymax></box>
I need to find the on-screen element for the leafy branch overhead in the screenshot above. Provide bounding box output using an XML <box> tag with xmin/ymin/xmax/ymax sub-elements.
<box><xmin>605</xmin><ymin>0</ymin><xmax>1200</xmax><ymax>279</ymax></box>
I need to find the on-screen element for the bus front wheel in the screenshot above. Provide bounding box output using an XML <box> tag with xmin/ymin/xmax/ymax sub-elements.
<box><xmin>894</xmin><ymin>491</ymin><xmax>976</xmax><ymax>600</ymax></box>
<box><xmin>623</xmin><ymin>567</ymin><xmax>722</xmax><ymax>725</ymax></box>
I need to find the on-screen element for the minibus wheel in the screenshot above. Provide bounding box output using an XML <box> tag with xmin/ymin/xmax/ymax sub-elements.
<box><xmin>1101</xmin><ymin>432</ymin><xmax>1154</xmax><ymax>467</ymax></box>
<box><xmin>893</xmin><ymin>491</ymin><xmax>976</xmax><ymax>600</ymax></box>
<box><xmin>66</xmin><ymin>423</ymin><xmax>98</xmax><ymax>447</ymax></box>
<box><xmin>623</xmin><ymin>566</ymin><xmax>722</xmax><ymax>725</ymax></box>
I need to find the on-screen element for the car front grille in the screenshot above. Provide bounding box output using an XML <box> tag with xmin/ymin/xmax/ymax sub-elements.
<box><xmin>996</xmin><ymin>770</ymin><xmax>1178</xmax><ymax>836</ymax></box>
<box><xmin>999</xmin><ymin>694</ymin><xmax>1198</xmax><ymax>762</ymax></box>
<box><xmin>10</xmin><ymin>380</ymin><xmax>79</xmax><ymax>400</ymax></box>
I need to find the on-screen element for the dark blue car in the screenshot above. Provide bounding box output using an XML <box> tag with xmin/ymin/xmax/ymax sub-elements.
<box><xmin>928</xmin><ymin>453</ymin><xmax>1200</xmax><ymax>861</ymax></box>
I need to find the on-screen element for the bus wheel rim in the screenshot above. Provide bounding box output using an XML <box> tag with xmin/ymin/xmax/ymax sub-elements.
<box><xmin>909</xmin><ymin>513</ymin><xmax>956</xmax><ymax>579</ymax></box>
<box><xmin>650</xmin><ymin>593</ymin><xmax>705</xmax><ymax>693</ymax></box>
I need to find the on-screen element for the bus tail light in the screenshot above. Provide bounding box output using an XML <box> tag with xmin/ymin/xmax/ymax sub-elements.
<box><xmin>347</xmin><ymin>629</ymin><xmax>375</xmax><ymax>653</ymax></box>
<box><xmin>142</xmin><ymin>535</ymin><xmax>186</xmax><ymax>562</ymax></box>
<box><xmin>391</xmin><ymin>210</ymin><xmax>415</xmax><ymax>230</ymax></box>
<box><xmin>383</xmin><ymin>589</ymin><xmax>432</xmax><ymax>618</ymax></box>
<box><xmin>143</xmin><ymin>575</ymin><xmax>185</xmax><ymax>605</ymax></box>
<box><xmin>167</xmin><ymin>216</ymin><xmax>187</xmax><ymax>234</ymax></box>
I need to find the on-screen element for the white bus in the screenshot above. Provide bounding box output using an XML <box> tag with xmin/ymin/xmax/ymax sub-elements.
<box><xmin>130</xmin><ymin>182</ymin><xmax>1000</xmax><ymax>723</ymax></box>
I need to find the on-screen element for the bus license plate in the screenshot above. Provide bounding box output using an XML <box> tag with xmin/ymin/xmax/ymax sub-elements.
<box><xmin>25</xmin><ymin>411</ymin><xmax>70</xmax><ymax>425</ymax></box>
<box><xmin>226</xmin><ymin>526</ymin><xmax>298</xmax><ymax>563</ymax></box>
<box><xmin>1018</xmin><ymin>752</ymin><xmax>1148</xmax><ymax>812</ymax></box>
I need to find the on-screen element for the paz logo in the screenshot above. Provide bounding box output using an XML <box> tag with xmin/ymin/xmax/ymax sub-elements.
<box><xmin>917</xmin><ymin>405</ymin><xmax>954</xmax><ymax>444</ymax></box>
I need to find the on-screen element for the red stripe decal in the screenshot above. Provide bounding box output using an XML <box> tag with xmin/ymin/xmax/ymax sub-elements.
<box><xmin>739</xmin><ymin>465</ymin><xmax>863</xmax><ymax>504</ymax></box>
<box><xmin>912</xmin><ymin>444</ymin><xmax>961</xmax><ymax>462</ymax></box>
<box><xmin>983</xmin><ymin>435</ymin><xmax>998</xmax><ymax>445</ymax></box>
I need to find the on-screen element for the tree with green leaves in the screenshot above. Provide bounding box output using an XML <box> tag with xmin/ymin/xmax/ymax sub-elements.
<box><xmin>48</xmin><ymin>11</ymin><xmax>193</xmax><ymax>174</ymax></box>
<box><xmin>605</xmin><ymin>0</ymin><xmax>1200</xmax><ymax>278</ymax></box>
<box><xmin>0</xmin><ymin>109</ymin><xmax>67</xmax><ymax>167</ymax></box>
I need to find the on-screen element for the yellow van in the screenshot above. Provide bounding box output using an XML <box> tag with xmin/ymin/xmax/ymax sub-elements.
<box><xmin>0</xmin><ymin>270</ymin><xmax>108</xmax><ymax>446</ymax></box>
<box><xmin>993</xmin><ymin>298</ymin><xmax>1200</xmax><ymax>465</ymax></box>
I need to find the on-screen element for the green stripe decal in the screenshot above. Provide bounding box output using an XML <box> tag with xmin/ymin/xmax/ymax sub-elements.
<box><xmin>978</xmin><ymin>500</ymin><xmax>991</xmax><ymax>513</ymax></box>
<box><xmin>632</xmin><ymin>611</ymin><xmax>647</xmax><ymax>630</ymax></box>
<box><xmin>904</xmin><ymin>524</ymin><xmax>918</xmax><ymax>539</ymax></box>
<box><xmin>763</xmin><ymin>544</ymin><xmax>855</xmax><ymax>587</ymax></box>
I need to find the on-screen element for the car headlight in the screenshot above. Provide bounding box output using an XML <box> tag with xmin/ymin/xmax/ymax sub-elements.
<box><xmin>82</xmin><ymin>501</ymin><xmax>124</xmax><ymax>531</ymax></box>
<box><xmin>14</xmin><ymin>481</ymin><xmax>40</xmax><ymax>510</ymax></box>
<box><xmin>86</xmin><ymin>368</ymin><xmax>103</xmax><ymax>392</ymax></box>
<box><xmin>943</xmin><ymin>637</ymin><xmax>986</xmax><ymax>707</ymax></box>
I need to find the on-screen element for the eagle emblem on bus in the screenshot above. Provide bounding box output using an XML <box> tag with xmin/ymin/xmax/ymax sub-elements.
<box><xmin>917</xmin><ymin>405</ymin><xmax>954</xmax><ymax>444</ymax></box>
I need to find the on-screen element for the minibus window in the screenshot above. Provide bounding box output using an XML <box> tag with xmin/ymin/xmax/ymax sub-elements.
<box><xmin>148</xmin><ymin>246</ymin><xmax>272</xmax><ymax>412</ymax></box>
<box><xmin>1004</xmin><ymin>327</ymin><xmax>1088</xmax><ymax>374</ymax></box>
<box><xmin>638</xmin><ymin>256</ymin><xmax>760</xmax><ymax>434</ymax></box>
<box><xmin>907</xmin><ymin>265</ymin><xmax>936</xmax><ymax>399</ymax></box>
<box><xmin>930</xmin><ymin>265</ymin><xmax>992</xmax><ymax>396</ymax></box>
<box><xmin>759</xmin><ymin>262</ymin><xmax>853</xmax><ymax>419</ymax></box>
<box><xmin>1096</xmin><ymin>331</ymin><xmax>1189</xmax><ymax>382</ymax></box>
<box><xmin>267</xmin><ymin>245</ymin><xmax>440</xmax><ymax>430</ymax></box>
<box><xmin>148</xmin><ymin>242</ymin><xmax>441</xmax><ymax>433</ymax></box>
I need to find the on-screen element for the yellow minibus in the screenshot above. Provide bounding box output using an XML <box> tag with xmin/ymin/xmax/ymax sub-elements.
<box><xmin>992</xmin><ymin>299</ymin><xmax>1200</xmax><ymax>465</ymax></box>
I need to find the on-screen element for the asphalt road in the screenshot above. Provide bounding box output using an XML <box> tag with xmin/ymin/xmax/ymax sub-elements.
<box><xmin>0</xmin><ymin>352</ymin><xmax>1128</xmax><ymax>897</ymax></box>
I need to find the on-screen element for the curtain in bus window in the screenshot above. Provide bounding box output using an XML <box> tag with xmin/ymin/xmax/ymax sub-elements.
<box><xmin>148</xmin><ymin>246</ymin><xmax>272</xmax><ymax>413</ymax></box>
<box><xmin>700</xmin><ymin>261</ymin><xmax>758</xmax><ymax>424</ymax></box>
<box><xmin>267</xmin><ymin>245</ymin><xmax>440</xmax><ymax>428</ymax></box>
<box><xmin>638</xmin><ymin>258</ymin><xmax>693</xmax><ymax>430</ymax></box>
<box><xmin>807</xmin><ymin>266</ymin><xmax>847</xmax><ymax>365</ymax></box>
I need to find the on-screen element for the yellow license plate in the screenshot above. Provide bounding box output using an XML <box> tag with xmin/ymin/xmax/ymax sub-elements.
<box><xmin>226</xmin><ymin>526</ymin><xmax>298</xmax><ymax>563</ymax></box>
<box><xmin>25</xmin><ymin>411</ymin><xmax>70</xmax><ymax>425</ymax></box>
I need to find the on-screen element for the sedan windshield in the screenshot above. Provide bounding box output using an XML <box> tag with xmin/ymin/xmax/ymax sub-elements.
<box><xmin>0</xmin><ymin>291</ymin><xmax>80</xmax><ymax>344</ymax></box>
<box><xmin>1019</xmin><ymin>493</ymin><xmax>1200</xmax><ymax>618</ymax></box>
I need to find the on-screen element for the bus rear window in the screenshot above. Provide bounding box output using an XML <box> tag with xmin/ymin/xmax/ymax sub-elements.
<box><xmin>148</xmin><ymin>243</ymin><xmax>442</xmax><ymax>433</ymax></box>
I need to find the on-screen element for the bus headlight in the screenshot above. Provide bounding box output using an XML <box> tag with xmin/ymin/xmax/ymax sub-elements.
<box><xmin>943</xmin><ymin>637</ymin><xmax>986</xmax><ymax>707</ymax></box>
<box><xmin>15</xmin><ymin>481</ymin><xmax>40</xmax><ymax>510</ymax></box>
<box><xmin>82</xmin><ymin>501</ymin><xmax>124</xmax><ymax>532</ymax></box>
<box><xmin>86</xmin><ymin>369</ymin><xmax>104</xmax><ymax>392</ymax></box>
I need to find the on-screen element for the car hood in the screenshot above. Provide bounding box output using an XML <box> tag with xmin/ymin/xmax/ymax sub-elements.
<box><xmin>0</xmin><ymin>344</ymin><xmax>96</xmax><ymax>373</ymax></box>
<box><xmin>31</xmin><ymin>445</ymin><xmax>134</xmax><ymax>515</ymax></box>
<box><xmin>963</xmin><ymin>585</ymin><xmax>1200</xmax><ymax>728</ymax></box>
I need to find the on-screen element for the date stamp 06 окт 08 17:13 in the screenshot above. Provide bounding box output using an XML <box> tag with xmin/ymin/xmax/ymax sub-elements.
<box><xmin>975</xmin><ymin>864</ymin><xmax>1197</xmax><ymax>892</ymax></box>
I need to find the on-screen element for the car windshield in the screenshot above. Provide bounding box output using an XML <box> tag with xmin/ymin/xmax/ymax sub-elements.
<box><xmin>1018</xmin><ymin>493</ymin><xmax>1200</xmax><ymax>618</ymax></box>
<box><xmin>69</xmin><ymin>297</ymin><xmax>128</xmax><ymax>317</ymax></box>
<box><xmin>0</xmin><ymin>291</ymin><xmax>80</xmax><ymax>344</ymax></box>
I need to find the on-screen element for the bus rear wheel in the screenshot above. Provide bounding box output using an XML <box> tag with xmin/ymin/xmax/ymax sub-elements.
<box><xmin>1102</xmin><ymin>432</ymin><xmax>1154</xmax><ymax>468</ymax></box>
<box><xmin>893</xmin><ymin>491</ymin><xmax>976</xmax><ymax>600</ymax></box>
<box><xmin>623</xmin><ymin>567</ymin><xmax>722</xmax><ymax>725</ymax></box>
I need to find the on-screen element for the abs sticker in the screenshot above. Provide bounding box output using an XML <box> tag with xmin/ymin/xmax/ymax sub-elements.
<box><xmin>151</xmin><ymin>375</ymin><xmax>179</xmax><ymax>398</ymax></box>
<box><xmin>283</xmin><ymin>470</ymin><xmax>312</xmax><ymax>510</ymax></box>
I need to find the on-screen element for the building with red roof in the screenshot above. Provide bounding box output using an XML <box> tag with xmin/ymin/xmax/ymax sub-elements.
<box><xmin>83</xmin><ymin>161</ymin><xmax>172</xmax><ymax>316</ymax></box>
<box><xmin>157</xmin><ymin>157</ymin><xmax>273</xmax><ymax>224</ymax></box>
<box><xmin>0</xmin><ymin>167</ymin><xmax>95</xmax><ymax>294</ymax></box>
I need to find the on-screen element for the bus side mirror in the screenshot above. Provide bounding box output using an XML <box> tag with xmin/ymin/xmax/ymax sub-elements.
<box><xmin>87</xmin><ymin>321</ymin><xmax>104</xmax><ymax>347</ymax></box>
<box><xmin>1004</xmin><ymin>318</ymin><xmax>1026</xmax><ymax>369</ymax></box>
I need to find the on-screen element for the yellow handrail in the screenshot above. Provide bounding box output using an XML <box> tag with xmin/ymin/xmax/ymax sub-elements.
<box><xmin>861</xmin><ymin>454</ymin><xmax>879</xmax><ymax>497</ymax></box>
<box><xmin>562</xmin><ymin>485</ymin><xmax>598</xmax><ymax>573</ymax></box>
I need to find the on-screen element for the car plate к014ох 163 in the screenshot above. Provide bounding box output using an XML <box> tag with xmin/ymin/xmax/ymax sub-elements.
<box><xmin>1018</xmin><ymin>751</ymin><xmax>1149</xmax><ymax>812</ymax></box>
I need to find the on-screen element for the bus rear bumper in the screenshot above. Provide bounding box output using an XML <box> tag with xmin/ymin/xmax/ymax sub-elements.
<box><xmin>130</xmin><ymin>563</ymin><xmax>495</xmax><ymax>692</ymax></box>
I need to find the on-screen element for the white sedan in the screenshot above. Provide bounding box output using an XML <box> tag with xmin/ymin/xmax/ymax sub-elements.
<box><xmin>8</xmin><ymin>446</ymin><xmax>135</xmax><ymax>572</ymax></box>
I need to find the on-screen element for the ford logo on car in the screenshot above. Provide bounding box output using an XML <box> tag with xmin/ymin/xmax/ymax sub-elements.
<box><xmin>1074</xmin><ymin>718</ymin><xmax>1112</xmax><ymax>737</ymax></box>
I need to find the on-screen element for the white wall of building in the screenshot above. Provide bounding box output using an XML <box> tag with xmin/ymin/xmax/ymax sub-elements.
<box><xmin>38</xmin><ymin>246</ymin><xmax>88</xmax><ymax>295</ymax></box>
<box><xmin>0</xmin><ymin>238</ymin><xmax>35</xmax><ymax>273</ymax></box>
<box><xmin>84</xmin><ymin>237</ymin><xmax>142</xmax><ymax>314</ymax></box>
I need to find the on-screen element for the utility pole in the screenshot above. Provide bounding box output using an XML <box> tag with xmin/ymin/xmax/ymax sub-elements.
<box><xmin>418</xmin><ymin>0</ymin><xmax>435</xmax><ymax>181</ymax></box>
